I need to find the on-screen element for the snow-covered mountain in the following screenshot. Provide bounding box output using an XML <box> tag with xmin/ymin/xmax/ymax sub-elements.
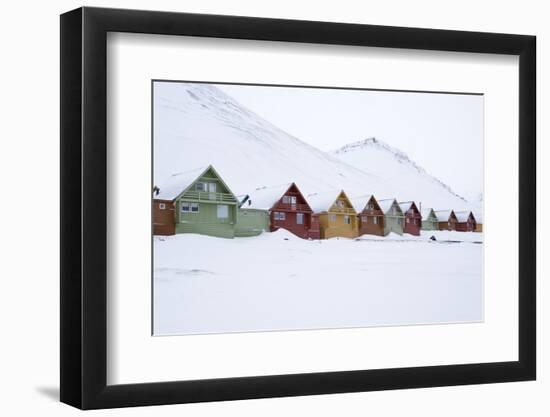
<box><xmin>331</xmin><ymin>138</ymin><xmax>468</xmax><ymax>207</ymax></box>
<box><xmin>154</xmin><ymin>83</ymin><xmax>468</xmax><ymax>210</ymax></box>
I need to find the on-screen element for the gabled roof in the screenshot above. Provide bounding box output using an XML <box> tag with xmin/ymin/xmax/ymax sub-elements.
<box><xmin>472</xmin><ymin>209</ymin><xmax>483</xmax><ymax>223</ymax></box>
<box><xmin>154</xmin><ymin>165</ymin><xmax>236</xmax><ymax>202</ymax></box>
<box><xmin>308</xmin><ymin>190</ymin><xmax>356</xmax><ymax>214</ymax></box>
<box><xmin>434</xmin><ymin>209</ymin><xmax>455</xmax><ymax>222</ymax></box>
<box><xmin>244</xmin><ymin>182</ymin><xmax>311</xmax><ymax>211</ymax></box>
<box><xmin>155</xmin><ymin>166</ymin><xmax>207</xmax><ymax>201</ymax></box>
<box><xmin>421</xmin><ymin>208</ymin><xmax>437</xmax><ymax>220</ymax></box>
<box><xmin>242</xmin><ymin>183</ymin><xmax>292</xmax><ymax>210</ymax></box>
<box><xmin>455</xmin><ymin>210</ymin><xmax>475</xmax><ymax>222</ymax></box>
<box><xmin>398</xmin><ymin>201</ymin><xmax>420</xmax><ymax>216</ymax></box>
<box><xmin>350</xmin><ymin>194</ymin><xmax>378</xmax><ymax>213</ymax></box>
<box><xmin>378</xmin><ymin>198</ymin><xmax>404</xmax><ymax>216</ymax></box>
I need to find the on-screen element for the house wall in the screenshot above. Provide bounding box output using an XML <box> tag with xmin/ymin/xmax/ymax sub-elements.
<box><xmin>438</xmin><ymin>218</ymin><xmax>458</xmax><ymax>231</ymax></box>
<box><xmin>308</xmin><ymin>215</ymin><xmax>321</xmax><ymax>239</ymax></box>
<box><xmin>318</xmin><ymin>212</ymin><xmax>359</xmax><ymax>239</ymax></box>
<box><xmin>475</xmin><ymin>223</ymin><xmax>483</xmax><ymax>233</ymax></box>
<box><xmin>456</xmin><ymin>219</ymin><xmax>477</xmax><ymax>232</ymax></box>
<box><xmin>358</xmin><ymin>214</ymin><xmax>384</xmax><ymax>236</ymax></box>
<box><xmin>152</xmin><ymin>200</ymin><xmax>175</xmax><ymax>236</ymax></box>
<box><xmin>175</xmin><ymin>200</ymin><xmax>237</xmax><ymax>238</ymax></box>
<box><xmin>270</xmin><ymin>210</ymin><xmax>315</xmax><ymax>239</ymax></box>
<box><xmin>421</xmin><ymin>218</ymin><xmax>438</xmax><ymax>230</ymax></box>
<box><xmin>235</xmin><ymin>208</ymin><xmax>269</xmax><ymax>237</ymax></box>
<box><xmin>403</xmin><ymin>216</ymin><xmax>422</xmax><ymax>236</ymax></box>
<box><xmin>384</xmin><ymin>215</ymin><xmax>404</xmax><ymax>235</ymax></box>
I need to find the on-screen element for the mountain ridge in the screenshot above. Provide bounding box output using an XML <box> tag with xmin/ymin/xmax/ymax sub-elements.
<box><xmin>154</xmin><ymin>83</ymin><xmax>470</xmax><ymax>211</ymax></box>
<box><xmin>331</xmin><ymin>137</ymin><xmax>467</xmax><ymax>203</ymax></box>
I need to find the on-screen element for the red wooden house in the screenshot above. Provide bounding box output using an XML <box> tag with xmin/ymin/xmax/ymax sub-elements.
<box><xmin>455</xmin><ymin>210</ymin><xmax>477</xmax><ymax>232</ymax></box>
<box><xmin>353</xmin><ymin>195</ymin><xmax>385</xmax><ymax>236</ymax></box>
<box><xmin>244</xmin><ymin>183</ymin><xmax>320</xmax><ymax>239</ymax></box>
<box><xmin>152</xmin><ymin>198</ymin><xmax>176</xmax><ymax>236</ymax></box>
<box><xmin>399</xmin><ymin>201</ymin><xmax>422</xmax><ymax>236</ymax></box>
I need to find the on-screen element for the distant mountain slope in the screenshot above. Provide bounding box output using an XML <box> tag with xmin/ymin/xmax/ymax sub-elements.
<box><xmin>154</xmin><ymin>83</ymin><xmax>468</xmax><ymax>210</ymax></box>
<box><xmin>331</xmin><ymin>138</ymin><xmax>468</xmax><ymax>207</ymax></box>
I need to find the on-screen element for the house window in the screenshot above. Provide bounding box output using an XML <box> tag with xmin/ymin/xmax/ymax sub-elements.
<box><xmin>337</xmin><ymin>200</ymin><xmax>345</xmax><ymax>208</ymax></box>
<box><xmin>397</xmin><ymin>218</ymin><xmax>401</xmax><ymax>226</ymax></box>
<box><xmin>296</xmin><ymin>213</ymin><xmax>304</xmax><ymax>225</ymax></box>
<box><xmin>159</xmin><ymin>203</ymin><xmax>166</xmax><ymax>210</ymax></box>
<box><xmin>362</xmin><ymin>216</ymin><xmax>368</xmax><ymax>223</ymax></box>
<box><xmin>374</xmin><ymin>216</ymin><xmax>378</xmax><ymax>225</ymax></box>
<box><xmin>344</xmin><ymin>215</ymin><xmax>351</xmax><ymax>225</ymax></box>
<box><xmin>282</xmin><ymin>195</ymin><xmax>296</xmax><ymax>205</ymax></box>
<box><xmin>195</xmin><ymin>182</ymin><xmax>206</xmax><ymax>192</ymax></box>
<box><xmin>368</xmin><ymin>203</ymin><xmax>374</xmax><ymax>210</ymax></box>
<box><xmin>274</xmin><ymin>212</ymin><xmax>286</xmax><ymax>221</ymax></box>
<box><xmin>217</xmin><ymin>204</ymin><xmax>228</xmax><ymax>219</ymax></box>
<box><xmin>406</xmin><ymin>218</ymin><xmax>410</xmax><ymax>224</ymax></box>
<box><xmin>392</xmin><ymin>207</ymin><xmax>397</xmax><ymax>215</ymax></box>
<box><xmin>329</xmin><ymin>214</ymin><xmax>336</xmax><ymax>222</ymax></box>
<box><xmin>181</xmin><ymin>202</ymin><xmax>199</xmax><ymax>213</ymax></box>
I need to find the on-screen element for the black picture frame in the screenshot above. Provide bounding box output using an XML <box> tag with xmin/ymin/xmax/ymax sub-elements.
<box><xmin>60</xmin><ymin>6</ymin><xmax>536</xmax><ymax>410</ymax></box>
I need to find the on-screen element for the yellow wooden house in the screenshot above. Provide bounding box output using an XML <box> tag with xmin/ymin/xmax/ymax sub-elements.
<box><xmin>308</xmin><ymin>190</ymin><xmax>359</xmax><ymax>239</ymax></box>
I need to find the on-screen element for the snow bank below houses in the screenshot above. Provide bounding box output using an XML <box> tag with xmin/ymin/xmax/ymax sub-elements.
<box><xmin>153</xmin><ymin>230</ymin><xmax>483</xmax><ymax>336</ymax></box>
<box><xmin>356</xmin><ymin>230</ymin><xmax>483</xmax><ymax>243</ymax></box>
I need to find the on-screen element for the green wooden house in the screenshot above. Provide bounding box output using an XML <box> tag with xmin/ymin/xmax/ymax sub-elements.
<box><xmin>378</xmin><ymin>198</ymin><xmax>405</xmax><ymax>236</ymax></box>
<box><xmin>154</xmin><ymin>165</ymin><xmax>239</xmax><ymax>238</ymax></box>
<box><xmin>235</xmin><ymin>206</ymin><xmax>270</xmax><ymax>237</ymax></box>
<box><xmin>421</xmin><ymin>207</ymin><xmax>438</xmax><ymax>230</ymax></box>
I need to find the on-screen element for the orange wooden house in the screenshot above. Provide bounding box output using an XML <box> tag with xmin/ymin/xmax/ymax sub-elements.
<box><xmin>435</xmin><ymin>209</ymin><xmax>458</xmax><ymax>231</ymax></box>
<box><xmin>353</xmin><ymin>195</ymin><xmax>385</xmax><ymax>236</ymax></box>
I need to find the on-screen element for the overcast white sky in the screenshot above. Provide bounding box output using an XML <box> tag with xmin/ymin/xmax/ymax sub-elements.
<box><xmin>219</xmin><ymin>84</ymin><xmax>484</xmax><ymax>202</ymax></box>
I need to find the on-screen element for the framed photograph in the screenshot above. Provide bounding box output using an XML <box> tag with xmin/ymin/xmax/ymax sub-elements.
<box><xmin>60</xmin><ymin>7</ymin><xmax>536</xmax><ymax>409</ymax></box>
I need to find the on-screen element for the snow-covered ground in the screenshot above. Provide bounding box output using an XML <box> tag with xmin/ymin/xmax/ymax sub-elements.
<box><xmin>153</xmin><ymin>230</ymin><xmax>483</xmax><ymax>336</ymax></box>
